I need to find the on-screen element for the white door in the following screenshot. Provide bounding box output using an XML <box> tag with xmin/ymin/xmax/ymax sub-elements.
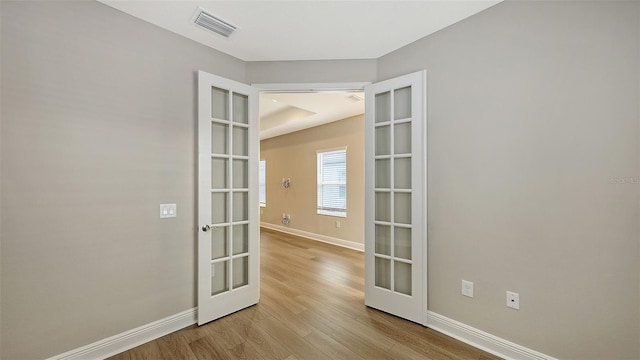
<box><xmin>198</xmin><ymin>71</ymin><xmax>259</xmax><ymax>325</ymax></box>
<box><xmin>364</xmin><ymin>71</ymin><xmax>427</xmax><ymax>324</ymax></box>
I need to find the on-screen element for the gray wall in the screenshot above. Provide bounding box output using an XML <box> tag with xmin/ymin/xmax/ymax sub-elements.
<box><xmin>0</xmin><ymin>1</ymin><xmax>245</xmax><ymax>358</ymax></box>
<box><xmin>246</xmin><ymin>59</ymin><xmax>377</xmax><ymax>84</ymax></box>
<box><xmin>378</xmin><ymin>1</ymin><xmax>640</xmax><ymax>359</ymax></box>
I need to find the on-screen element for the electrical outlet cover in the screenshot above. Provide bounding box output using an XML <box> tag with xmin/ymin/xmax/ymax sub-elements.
<box><xmin>506</xmin><ymin>291</ymin><xmax>520</xmax><ymax>309</ymax></box>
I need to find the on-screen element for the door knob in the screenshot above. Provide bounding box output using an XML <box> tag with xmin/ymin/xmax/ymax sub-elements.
<box><xmin>202</xmin><ymin>224</ymin><xmax>211</xmax><ymax>232</ymax></box>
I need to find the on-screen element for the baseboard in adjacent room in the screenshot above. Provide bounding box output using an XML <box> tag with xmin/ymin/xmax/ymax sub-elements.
<box><xmin>260</xmin><ymin>222</ymin><xmax>364</xmax><ymax>252</ymax></box>
<box><xmin>426</xmin><ymin>311</ymin><xmax>557</xmax><ymax>360</ymax></box>
<box><xmin>46</xmin><ymin>308</ymin><xmax>197</xmax><ymax>360</ymax></box>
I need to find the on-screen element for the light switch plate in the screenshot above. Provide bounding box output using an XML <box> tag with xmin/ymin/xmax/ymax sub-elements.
<box><xmin>462</xmin><ymin>280</ymin><xmax>474</xmax><ymax>298</ymax></box>
<box><xmin>160</xmin><ymin>204</ymin><xmax>177</xmax><ymax>218</ymax></box>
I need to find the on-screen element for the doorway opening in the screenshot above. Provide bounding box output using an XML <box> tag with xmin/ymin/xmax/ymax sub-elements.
<box><xmin>257</xmin><ymin>86</ymin><xmax>367</xmax><ymax>253</ymax></box>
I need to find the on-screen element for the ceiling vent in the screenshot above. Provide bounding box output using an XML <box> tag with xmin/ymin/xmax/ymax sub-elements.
<box><xmin>193</xmin><ymin>8</ymin><xmax>236</xmax><ymax>38</ymax></box>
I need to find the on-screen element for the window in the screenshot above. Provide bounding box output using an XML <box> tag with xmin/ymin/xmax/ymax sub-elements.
<box><xmin>259</xmin><ymin>160</ymin><xmax>266</xmax><ymax>207</ymax></box>
<box><xmin>317</xmin><ymin>149</ymin><xmax>347</xmax><ymax>217</ymax></box>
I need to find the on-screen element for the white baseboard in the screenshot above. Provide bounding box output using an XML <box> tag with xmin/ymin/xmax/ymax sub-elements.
<box><xmin>45</xmin><ymin>270</ymin><xmax>553</xmax><ymax>360</ymax></box>
<box><xmin>260</xmin><ymin>222</ymin><xmax>364</xmax><ymax>252</ymax></box>
<box><xmin>426</xmin><ymin>311</ymin><xmax>557</xmax><ymax>360</ymax></box>
<box><xmin>47</xmin><ymin>308</ymin><xmax>197</xmax><ymax>360</ymax></box>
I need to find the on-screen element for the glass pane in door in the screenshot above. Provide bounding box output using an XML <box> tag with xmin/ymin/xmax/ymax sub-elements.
<box><xmin>233</xmin><ymin>127</ymin><xmax>248</xmax><ymax>156</ymax></box>
<box><xmin>375</xmin><ymin>192</ymin><xmax>391</xmax><ymax>222</ymax></box>
<box><xmin>232</xmin><ymin>159</ymin><xmax>248</xmax><ymax>189</ymax></box>
<box><xmin>394</xmin><ymin>122</ymin><xmax>411</xmax><ymax>155</ymax></box>
<box><xmin>232</xmin><ymin>192</ymin><xmax>248</xmax><ymax>222</ymax></box>
<box><xmin>211</xmin><ymin>226</ymin><xmax>228</xmax><ymax>260</ymax></box>
<box><xmin>211</xmin><ymin>193</ymin><xmax>228</xmax><ymax>224</ymax></box>
<box><xmin>375</xmin><ymin>91</ymin><xmax>391</xmax><ymax>123</ymax></box>
<box><xmin>394</xmin><ymin>158</ymin><xmax>411</xmax><ymax>189</ymax></box>
<box><xmin>232</xmin><ymin>224</ymin><xmax>249</xmax><ymax>255</ymax></box>
<box><xmin>375</xmin><ymin>257</ymin><xmax>391</xmax><ymax>290</ymax></box>
<box><xmin>211</xmin><ymin>87</ymin><xmax>229</xmax><ymax>120</ymax></box>
<box><xmin>375</xmin><ymin>159</ymin><xmax>390</xmax><ymax>188</ymax></box>
<box><xmin>232</xmin><ymin>93</ymin><xmax>248</xmax><ymax>124</ymax></box>
<box><xmin>375</xmin><ymin>126</ymin><xmax>391</xmax><ymax>156</ymax></box>
<box><xmin>211</xmin><ymin>158</ymin><xmax>228</xmax><ymax>189</ymax></box>
<box><xmin>394</xmin><ymin>193</ymin><xmax>411</xmax><ymax>224</ymax></box>
<box><xmin>394</xmin><ymin>86</ymin><xmax>411</xmax><ymax>120</ymax></box>
<box><xmin>394</xmin><ymin>227</ymin><xmax>412</xmax><ymax>260</ymax></box>
<box><xmin>211</xmin><ymin>123</ymin><xmax>228</xmax><ymax>155</ymax></box>
<box><xmin>394</xmin><ymin>261</ymin><xmax>412</xmax><ymax>295</ymax></box>
<box><xmin>375</xmin><ymin>225</ymin><xmax>391</xmax><ymax>256</ymax></box>
<box><xmin>232</xmin><ymin>256</ymin><xmax>249</xmax><ymax>288</ymax></box>
<box><xmin>211</xmin><ymin>261</ymin><xmax>229</xmax><ymax>296</ymax></box>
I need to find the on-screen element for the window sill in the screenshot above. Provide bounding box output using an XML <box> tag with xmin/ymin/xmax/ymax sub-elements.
<box><xmin>317</xmin><ymin>210</ymin><xmax>346</xmax><ymax>218</ymax></box>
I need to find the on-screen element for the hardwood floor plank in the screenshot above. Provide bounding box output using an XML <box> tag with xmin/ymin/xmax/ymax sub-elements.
<box><xmin>156</xmin><ymin>332</ymin><xmax>197</xmax><ymax>360</ymax></box>
<box><xmin>295</xmin><ymin>309</ymin><xmax>397</xmax><ymax>359</ymax></box>
<box><xmin>225</xmin><ymin>341</ymin><xmax>266</xmax><ymax>360</ymax></box>
<box><xmin>303</xmin><ymin>329</ymin><xmax>365</xmax><ymax>360</ymax></box>
<box><xmin>251</xmin><ymin>311</ymin><xmax>330</xmax><ymax>359</ymax></box>
<box><xmin>386</xmin><ymin>341</ymin><xmax>447</xmax><ymax>360</ymax></box>
<box><xmin>188</xmin><ymin>336</ymin><xmax>230</xmax><ymax>360</ymax></box>
<box><xmin>233</xmin><ymin>308</ymin><xmax>292</xmax><ymax>360</ymax></box>
<box><xmin>261</xmin><ymin>280</ymin><xmax>308</xmax><ymax>315</ymax></box>
<box><xmin>257</xmin><ymin>298</ymin><xmax>314</xmax><ymax>337</ymax></box>
<box><xmin>129</xmin><ymin>341</ymin><xmax>166</xmax><ymax>360</ymax></box>
<box><xmin>203</xmin><ymin>314</ymin><xmax>250</xmax><ymax>351</ymax></box>
<box><xmin>295</xmin><ymin>292</ymin><xmax>367</xmax><ymax>323</ymax></box>
<box><xmin>179</xmin><ymin>324</ymin><xmax>213</xmax><ymax>344</ymax></box>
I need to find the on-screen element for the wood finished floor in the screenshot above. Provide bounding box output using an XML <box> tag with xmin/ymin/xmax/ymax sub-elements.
<box><xmin>108</xmin><ymin>230</ymin><xmax>501</xmax><ymax>360</ymax></box>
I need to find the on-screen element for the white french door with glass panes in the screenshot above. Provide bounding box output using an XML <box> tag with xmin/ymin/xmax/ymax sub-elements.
<box><xmin>364</xmin><ymin>71</ymin><xmax>427</xmax><ymax>324</ymax></box>
<box><xmin>198</xmin><ymin>71</ymin><xmax>259</xmax><ymax>325</ymax></box>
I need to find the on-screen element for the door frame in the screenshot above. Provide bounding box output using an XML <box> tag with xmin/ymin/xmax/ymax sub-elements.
<box><xmin>252</xmin><ymin>79</ymin><xmax>427</xmax><ymax>326</ymax></box>
<box><xmin>252</xmin><ymin>82</ymin><xmax>370</xmax><ymax>92</ymax></box>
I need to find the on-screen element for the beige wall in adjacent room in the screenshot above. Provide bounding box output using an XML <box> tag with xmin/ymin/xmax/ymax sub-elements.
<box><xmin>0</xmin><ymin>1</ymin><xmax>245</xmax><ymax>359</ymax></box>
<box><xmin>260</xmin><ymin>115</ymin><xmax>365</xmax><ymax>245</ymax></box>
<box><xmin>378</xmin><ymin>1</ymin><xmax>640</xmax><ymax>359</ymax></box>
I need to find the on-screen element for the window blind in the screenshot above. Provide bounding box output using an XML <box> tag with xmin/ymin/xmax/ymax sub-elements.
<box><xmin>317</xmin><ymin>150</ymin><xmax>346</xmax><ymax>216</ymax></box>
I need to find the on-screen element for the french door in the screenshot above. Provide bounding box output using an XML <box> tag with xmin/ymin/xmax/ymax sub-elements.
<box><xmin>364</xmin><ymin>71</ymin><xmax>427</xmax><ymax>324</ymax></box>
<box><xmin>197</xmin><ymin>71</ymin><xmax>259</xmax><ymax>325</ymax></box>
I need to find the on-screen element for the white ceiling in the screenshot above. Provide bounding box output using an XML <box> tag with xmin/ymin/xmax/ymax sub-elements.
<box><xmin>260</xmin><ymin>91</ymin><xmax>364</xmax><ymax>139</ymax></box>
<box><xmin>98</xmin><ymin>0</ymin><xmax>501</xmax><ymax>62</ymax></box>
